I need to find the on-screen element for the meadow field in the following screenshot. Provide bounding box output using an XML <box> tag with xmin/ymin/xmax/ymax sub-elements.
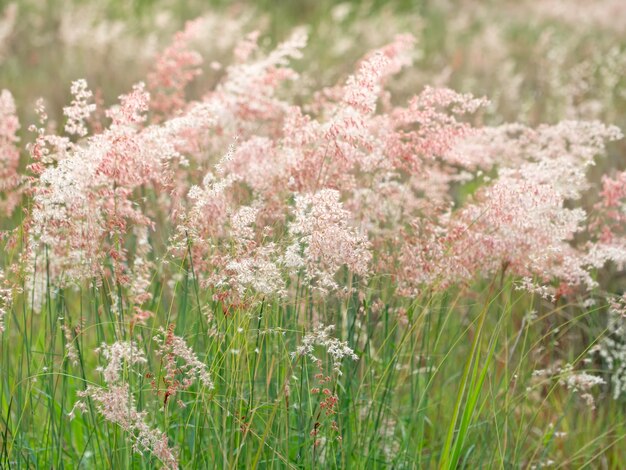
<box><xmin>0</xmin><ymin>0</ymin><xmax>625</xmax><ymax>468</ymax></box>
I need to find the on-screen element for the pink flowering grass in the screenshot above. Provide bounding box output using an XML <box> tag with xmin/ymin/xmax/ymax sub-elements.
<box><xmin>1</xmin><ymin>3</ymin><xmax>626</xmax><ymax>468</ymax></box>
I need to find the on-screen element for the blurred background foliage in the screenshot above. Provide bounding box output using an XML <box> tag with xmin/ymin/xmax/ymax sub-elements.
<box><xmin>1</xmin><ymin>0</ymin><xmax>624</xmax><ymax>133</ymax></box>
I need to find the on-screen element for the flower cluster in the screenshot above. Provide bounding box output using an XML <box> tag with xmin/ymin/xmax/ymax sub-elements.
<box><xmin>293</xmin><ymin>324</ymin><xmax>358</xmax><ymax>375</ymax></box>
<box><xmin>0</xmin><ymin>268</ymin><xmax>12</xmax><ymax>333</ymax></box>
<box><xmin>559</xmin><ymin>364</ymin><xmax>606</xmax><ymax>410</ymax></box>
<box><xmin>0</xmin><ymin>89</ymin><xmax>21</xmax><ymax>216</ymax></box>
<box><xmin>287</xmin><ymin>189</ymin><xmax>371</xmax><ymax>292</ymax></box>
<box><xmin>71</xmin><ymin>340</ymin><xmax>177</xmax><ymax>468</ymax></box>
<box><xmin>148</xmin><ymin>18</ymin><xmax>205</xmax><ymax>119</ymax></box>
<box><xmin>15</xmin><ymin>24</ymin><xmax>623</xmax><ymax>307</ymax></box>
<box><xmin>587</xmin><ymin>171</ymin><xmax>626</xmax><ymax>271</ymax></box>
<box><xmin>153</xmin><ymin>325</ymin><xmax>213</xmax><ymax>403</ymax></box>
<box><xmin>63</xmin><ymin>79</ymin><xmax>96</xmax><ymax>137</ymax></box>
<box><xmin>76</xmin><ymin>385</ymin><xmax>178</xmax><ymax>469</ymax></box>
<box><xmin>95</xmin><ymin>340</ymin><xmax>148</xmax><ymax>384</ymax></box>
<box><xmin>589</xmin><ymin>295</ymin><xmax>626</xmax><ymax>399</ymax></box>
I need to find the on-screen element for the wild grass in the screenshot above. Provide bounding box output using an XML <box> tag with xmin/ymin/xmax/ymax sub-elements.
<box><xmin>2</xmin><ymin>260</ymin><xmax>624</xmax><ymax>467</ymax></box>
<box><xmin>1</xmin><ymin>1</ymin><xmax>625</xmax><ymax>469</ymax></box>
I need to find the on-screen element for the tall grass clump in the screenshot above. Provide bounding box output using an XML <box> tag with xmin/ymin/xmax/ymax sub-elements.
<box><xmin>1</xmin><ymin>1</ymin><xmax>626</xmax><ymax>468</ymax></box>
